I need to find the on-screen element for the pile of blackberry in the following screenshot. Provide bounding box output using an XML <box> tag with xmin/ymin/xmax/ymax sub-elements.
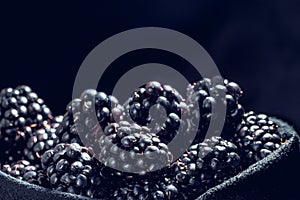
<box><xmin>0</xmin><ymin>79</ymin><xmax>293</xmax><ymax>200</ymax></box>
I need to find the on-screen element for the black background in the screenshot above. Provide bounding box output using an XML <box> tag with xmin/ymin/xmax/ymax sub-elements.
<box><xmin>0</xmin><ymin>1</ymin><xmax>299</xmax><ymax>199</ymax></box>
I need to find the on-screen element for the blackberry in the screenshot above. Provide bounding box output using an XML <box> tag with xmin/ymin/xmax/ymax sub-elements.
<box><xmin>98</xmin><ymin>121</ymin><xmax>173</xmax><ymax>175</ymax></box>
<box><xmin>40</xmin><ymin>143</ymin><xmax>104</xmax><ymax>198</ymax></box>
<box><xmin>1</xmin><ymin>159</ymin><xmax>50</xmax><ymax>188</ymax></box>
<box><xmin>56</xmin><ymin>89</ymin><xmax>124</xmax><ymax>147</ymax></box>
<box><xmin>0</xmin><ymin>86</ymin><xmax>53</xmax><ymax>163</ymax></box>
<box><xmin>55</xmin><ymin>99</ymin><xmax>83</xmax><ymax>144</ymax></box>
<box><xmin>186</xmin><ymin>78</ymin><xmax>244</xmax><ymax>143</ymax></box>
<box><xmin>23</xmin><ymin>116</ymin><xmax>63</xmax><ymax>166</ymax></box>
<box><xmin>127</xmin><ymin>81</ymin><xmax>186</xmax><ymax>144</ymax></box>
<box><xmin>172</xmin><ymin>136</ymin><xmax>241</xmax><ymax>199</ymax></box>
<box><xmin>111</xmin><ymin>178</ymin><xmax>183</xmax><ymax>200</ymax></box>
<box><xmin>231</xmin><ymin>111</ymin><xmax>292</xmax><ymax>168</ymax></box>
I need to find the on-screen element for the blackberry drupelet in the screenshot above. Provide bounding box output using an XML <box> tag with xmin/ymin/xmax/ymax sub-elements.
<box><xmin>186</xmin><ymin>78</ymin><xmax>244</xmax><ymax>143</ymax></box>
<box><xmin>1</xmin><ymin>159</ymin><xmax>50</xmax><ymax>188</ymax></box>
<box><xmin>0</xmin><ymin>85</ymin><xmax>53</xmax><ymax>163</ymax></box>
<box><xmin>231</xmin><ymin>111</ymin><xmax>292</xmax><ymax>168</ymax></box>
<box><xmin>127</xmin><ymin>81</ymin><xmax>186</xmax><ymax>144</ymax></box>
<box><xmin>172</xmin><ymin>136</ymin><xmax>241</xmax><ymax>199</ymax></box>
<box><xmin>40</xmin><ymin>143</ymin><xmax>104</xmax><ymax>198</ymax></box>
<box><xmin>23</xmin><ymin>116</ymin><xmax>63</xmax><ymax>166</ymax></box>
<box><xmin>55</xmin><ymin>89</ymin><xmax>124</xmax><ymax>147</ymax></box>
<box><xmin>98</xmin><ymin>121</ymin><xmax>173</xmax><ymax>175</ymax></box>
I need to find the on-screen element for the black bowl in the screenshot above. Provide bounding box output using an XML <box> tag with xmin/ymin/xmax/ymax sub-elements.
<box><xmin>0</xmin><ymin>118</ymin><xmax>299</xmax><ymax>200</ymax></box>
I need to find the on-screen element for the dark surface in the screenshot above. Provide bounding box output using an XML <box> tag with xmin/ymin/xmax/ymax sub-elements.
<box><xmin>0</xmin><ymin>1</ymin><xmax>300</xmax><ymax>199</ymax></box>
<box><xmin>0</xmin><ymin>1</ymin><xmax>299</xmax><ymax>123</ymax></box>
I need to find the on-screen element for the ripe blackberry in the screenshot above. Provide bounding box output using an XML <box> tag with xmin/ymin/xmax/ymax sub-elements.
<box><xmin>231</xmin><ymin>111</ymin><xmax>292</xmax><ymax>168</ymax></box>
<box><xmin>111</xmin><ymin>178</ymin><xmax>183</xmax><ymax>200</ymax></box>
<box><xmin>172</xmin><ymin>136</ymin><xmax>241</xmax><ymax>199</ymax></box>
<box><xmin>127</xmin><ymin>81</ymin><xmax>186</xmax><ymax>144</ymax></box>
<box><xmin>98</xmin><ymin>121</ymin><xmax>173</xmax><ymax>175</ymax></box>
<box><xmin>23</xmin><ymin>116</ymin><xmax>63</xmax><ymax>166</ymax></box>
<box><xmin>40</xmin><ymin>143</ymin><xmax>104</xmax><ymax>198</ymax></box>
<box><xmin>56</xmin><ymin>89</ymin><xmax>124</xmax><ymax>147</ymax></box>
<box><xmin>186</xmin><ymin>78</ymin><xmax>244</xmax><ymax>143</ymax></box>
<box><xmin>0</xmin><ymin>86</ymin><xmax>53</xmax><ymax>163</ymax></box>
<box><xmin>1</xmin><ymin>159</ymin><xmax>50</xmax><ymax>188</ymax></box>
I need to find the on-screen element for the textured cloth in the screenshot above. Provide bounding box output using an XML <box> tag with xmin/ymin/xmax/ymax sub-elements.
<box><xmin>0</xmin><ymin>118</ymin><xmax>299</xmax><ymax>200</ymax></box>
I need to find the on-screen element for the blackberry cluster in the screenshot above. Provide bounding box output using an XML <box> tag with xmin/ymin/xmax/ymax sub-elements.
<box><xmin>172</xmin><ymin>136</ymin><xmax>241</xmax><ymax>199</ymax></box>
<box><xmin>186</xmin><ymin>78</ymin><xmax>244</xmax><ymax>143</ymax></box>
<box><xmin>0</xmin><ymin>86</ymin><xmax>53</xmax><ymax>163</ymax></box>
<box><xmin>2</xmin><ymin>160</ymin><xmax>49</xmax><ymax>187</ymax></box>
<box><xmin>41</xmin><ymin>143</ymin><xmax>104</xmax><ymax>198</ymax></box>
<box><xmin>56</xmin><ymin>89</ymin><xmax>124</xmax><ymax>147</ymax></box>
<box><xmin>0</xmin><ymin>79</ymin><xmax>295</xmax><ymax>200</ymax></box>
<box><xmin>23</xmin><ymin>116</ymin><xmax>63</xmax><ymax>166</ymax></box>
<box><xmin>231</xmin><ymin>111</ymin><xmax>292</xmax><ymax>168</ymax></box>
<box><xmin>98</xmin><ymin>121</ymin><xmax>172</xmax><ymax>175</ymax></box>
<box><xmin>127</xmin><ymin>81</ymin><xmax>186</xmax><ymax>144</ymax></box>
